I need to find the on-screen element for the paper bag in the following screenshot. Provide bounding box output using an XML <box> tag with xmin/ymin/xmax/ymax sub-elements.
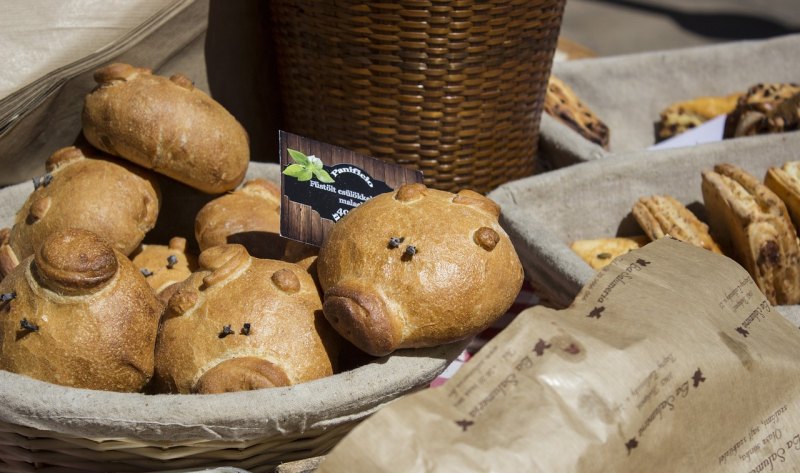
<box><xmin>316</xmin><ymin>237</ymin><xmax>800</xmax><ymax>472</ymax></box>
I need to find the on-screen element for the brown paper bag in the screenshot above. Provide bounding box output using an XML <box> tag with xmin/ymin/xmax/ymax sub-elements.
<box><xmin>316</xmin><ymin>237</ymin><xmax>800</xmax><ymax>472</ymax></box>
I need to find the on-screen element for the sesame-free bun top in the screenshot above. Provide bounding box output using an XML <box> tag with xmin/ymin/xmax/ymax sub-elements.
<box><xmin>0</xmin><ymin>228</ymin><xmax>163</xmax><ymax>392</ymax></box>
<box><xmin>82</xmin><ymin>63</ymin><xmax>250</xmax><ymax>194</ymax></box>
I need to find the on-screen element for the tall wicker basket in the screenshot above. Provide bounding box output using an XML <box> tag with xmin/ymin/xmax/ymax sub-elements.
<box><xmin>269</xmin><ymin>0</ymin><xmax>566</xmax><ymax>194</ymax></box>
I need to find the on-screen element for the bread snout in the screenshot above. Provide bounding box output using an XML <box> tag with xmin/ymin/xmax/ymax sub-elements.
<box><xmin>193</xmin><ymin>357</ymin><xmax>291</xmax><ymax>394</ymax></box>
<box><xmin>323</xmin><ymin>280</ymin><xmax>403</xmax><ymax>357</ymax></box>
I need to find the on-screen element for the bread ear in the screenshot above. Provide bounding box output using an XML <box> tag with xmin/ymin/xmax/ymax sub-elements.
<box><xmin>452</xmin><ymin>189</ymin><xmax>501</xmax><ymax>219</ymax></box>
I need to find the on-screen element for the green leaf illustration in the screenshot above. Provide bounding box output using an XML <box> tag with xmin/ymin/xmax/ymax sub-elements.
<box><xmin>313</xmin><ymin>168</ymin><xmax>335</xmax><ymax>183</ymax></box>
<box><xmin>287</xmin><ymin>148</ymin><xmax>310</xmax><ymax>166</ymax></box>
<box><xmin>283</xmin><ymin>164</ymin><xmax>308</xmax><ymax>178</ymax></box>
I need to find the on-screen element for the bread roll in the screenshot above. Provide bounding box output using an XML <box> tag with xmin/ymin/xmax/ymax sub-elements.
<box><xmin>570</xmin><ymin>236</ymin><xmax>648</xmax><ymax>270</ymax></box>
<box><xmin>82</xmin><ymin>63</ymin><xmax>249</xmax><ymax>194</ymax></box>
<box><xmin>544</xmin><ymin>75</ymin><xmax>610</xmax><ymax>150</ymax></box>
<box><xmin>153</xmin><ymin>244</ymin><xmax>339</xmax><ymax>394</ymax></box>
<box><xmin>0</xmin><ymin>146</ymin><xmax>160</xmax><ymax>279</ymax></box>
<box><xmin>317</xmin><ymin>183</ymin><xmax>523</xmax><ymax>356</ymax></box>
<box><xmin>723</xmin><ymin>83</ymin><xmax>800</xmax><ymax>138</ymax></box>
<box><xmin>765</xmin><ymin>161</ymin><xmax>800</xmax><ymax>230</ymax></box>
<box><xmin>632</xmin><ymin>195</ymin><xmax>722</xmax><ymax>253</ymax></box>
<box><xmin>701</xmin><ymin>163</ymin><xmax>800</xmax><ymax>305</ymax></box>
<box><xmin>194</xmin><ymin>179</ymin><xmax>284</xmax><ymax>259</ymax></box>
<box><xmin>130</xmin><ymin>237</ymin><xmax>197</xmax><ymax>294</ymax></box>
<box><xmin>656</xmin><ymin>93</ymin><xmax>741</xmax><ymax>141</ymax></box>
<box><xmin>0</xmin><ymin>228</ymin><xmax>162</xmax><ymax>392</ymax></box>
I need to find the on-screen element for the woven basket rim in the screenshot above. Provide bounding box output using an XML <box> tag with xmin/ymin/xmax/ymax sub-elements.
<box><xmin>0</xmin><ymin>162</ymin><xmax>467</xmax><ymax>445</ymax></box>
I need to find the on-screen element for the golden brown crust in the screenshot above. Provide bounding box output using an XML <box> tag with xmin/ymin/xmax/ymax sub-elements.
<box><xmin>130</xmin><ymin>237</ymin><xmax>197</xmax><ymax>294</ymax></box>
<box><xmin>194</xmin><ymin>179</ymin><xmax>284</xmax><ymax>259</ymax></box>
<box><xmin>765</xmin><ymin>161</ymin><xmax>800</xmax><ymax>230</ymax></box>
<box><xmin>657</xmin><ymin>93</ymin><xmax>742</xmax><ymax>141</ymax></box>
<box><xmin>317</xmin><ymin>183</ymin><xmax>523</xmax><ymax>356</ymax></box>
<box><xmin>544</xmin><ymin>75</ymin><xmax>610</xmax><ymax>150</ymax></box>
<box><xmin>7</xmin><ymin>146</ymin><xmax>160</xmax><ymax>265</ymax></box>
<box><xmin>0</xmin><ymin>228</ymin><xmax>162</xmax><ymax>392</ymax></box>
<box><xmin>82</xmin><ymin>63</ymin><xmax>250</xmax><ymax>194</ymax></box>
<box><xmin>569</xmin><ymin>236</ymin><xmax>648</xmax><ymax>270</ymax></box>
<box><xmin>701</xmin><ymin>163</ymin><xmax>800</xmax><ymax>305</ymax></box>
<box><xmin>152</xmin><ymin>244</ymin><xmax>339</xmax><ymax>394</ymax></box>
<box><xmin>632</xmin><ymin>195</ymin><xmax>722</xmax><ymax>253</ymax></box>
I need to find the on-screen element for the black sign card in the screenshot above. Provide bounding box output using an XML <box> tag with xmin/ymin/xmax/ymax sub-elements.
<box><xmin>279</xmin><ymin>131</ymin><xmax>424</xmax><ymax>247</ymax></box>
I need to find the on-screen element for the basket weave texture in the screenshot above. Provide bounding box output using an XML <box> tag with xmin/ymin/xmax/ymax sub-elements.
<box><xmin>270</xmin><ymin>0</ymin><xmax>566</xmax><ymax>194</ymax></box>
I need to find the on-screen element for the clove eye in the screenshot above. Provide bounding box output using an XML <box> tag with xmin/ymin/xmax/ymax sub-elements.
<box><xmin>219</xmin><ymin>325</ymin><xmax>234</xmax><ymax>338</ymax></box>
<box><xmin>140</xmin><ymin>268</ymin><xmax>153</xmax><ymax>277</ymax></box>
<box><xmin>20</xmin><ymin>318</ymin><xmax>39</xmax><ymax>332</ymax></box>
<box><xmin>0</xmin><ymin>292</ymin><xmax>16</xmax><ymax>303</ymax></box>
<box><xmin>401</xmin><ymin>245</ymin><xmax>417</xmax><ymax>261</ymax></box>
<box><xmin>166</xmin><ymin>255</ymin><xmax>178</xmax><ymax>269</ymax></box>
<box><xmin>387</xmin><ymin>237</ymin><xmax>404</xmax><ymax>249</ymax></box>
<box><xmin>241</xmin><ymin>323</ymin><xmax>252</xmax><ymax>336</ymax></box>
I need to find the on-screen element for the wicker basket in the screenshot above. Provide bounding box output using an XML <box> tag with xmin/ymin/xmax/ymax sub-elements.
<box><xmin>0</xmin><ymin>163</ymin><xmax>467</xmax><ymax>472</ymax></box>
<box><xmin>269</xmin><ymin>0</ymin><xmax>566</xmax><ymax>194</ymax></box>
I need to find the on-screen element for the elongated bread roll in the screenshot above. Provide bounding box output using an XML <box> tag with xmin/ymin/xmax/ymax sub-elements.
<box><xmin>632</xmin><ymin>194</ymin><xmax>722</xmax><ymax>253</ymax></box>
<box><xmin>82</xmin><ymin>63</ymin><xmax>249</xmax><ymax>194</ymax></box>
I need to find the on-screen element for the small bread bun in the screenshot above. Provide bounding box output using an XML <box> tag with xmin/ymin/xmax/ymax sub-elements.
<box><xmin>195</xmin><ymin>179</ymin><xmax>284</xmax><ymax>259</ymax></box>
<box><xmin>570</xmin><ymin>236</ymin><xmax>648</xmax><ymax>270</ymax></box>
<box><xmin>82</xmin><ymin>63</ymin><xmax>250</xmax><ymax>194</ymax></box>
<box><xmin>1</xmin><ymin>146</ymin><xmax>160</xmax><ymax>279</ymax></box>
<box><xmin>0</xmin><ymin>228</ymin><xmax>163</xmax><ymax>392</ymax></box>
<box><xmin>153</xmin><ymin>245</ymin><xmax>340</xmax><ymax>394</ymax></box>
<box><xmin>131</xmin><ymin>237</ymin><xmax>197</xmax><ymax>294</ymax></box>
<box><xmin>317</xmin><ymin>183</ymin><xmax>523</xmax><ymax>356</ymax></box>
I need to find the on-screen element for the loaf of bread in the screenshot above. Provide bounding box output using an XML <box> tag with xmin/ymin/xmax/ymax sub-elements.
<box><xmin>723</xmin><ymin>83</ymin><xmax>800</xmax><ymax>138</ymax></box>
<box><xmin>194</xmin><ymin>179</ymin><xmax>284</xmax><ymax>259</ymax></box>
<box><xmin>131</xmin><ymin>237</ymin><xmax>197</xmax><ymax>294</ymax></box>
<box><xmin>152</xmin><ymin>244</ymin><xmax>340</xmax><ymax>394</ymax></box>
<box><xmin>701</xmin><ymin>163</ymin><xmax>800</xmax><ymax>305</ymax></box>
<box><xmin>656</xmin><ymin>93</ymin><xmax>741</xmax><ymax>141</ymax></box>
<box><xmin>764</xmin><ymin>161</ymin><xmax>800</xmax><ymax>230</ymax></box>
<box><xmin>82</xmin><ymin>63</ymin><xmax>250</xmax><ymax>194</ymax></box>
<box><xmin>570</xmin><ymin>236</ymin><xmax>648</xmax><ymax>270</ymax></box>
<box><xmin>0</xmin><ymin>146</ymin><xmax>160</xmax><ymax>279</ymax></box>
<box><xmin>317</xmin><ymin>183</ymin><xmax>523</xmax><ymax>356</ymax></box>
<box><xmin>0</xmin><ymin>228</ymin><xmax>162</xmax><ymax>392</ymax></box>
<box><xmin>544</xmin><ymin>75</ymin><xmax>610</xmax><ymax>150</ymax></box>
<box><xmin>632</xmin><ymin>194</ymin><xmax>722</xmax><ymax>253</ymax></box>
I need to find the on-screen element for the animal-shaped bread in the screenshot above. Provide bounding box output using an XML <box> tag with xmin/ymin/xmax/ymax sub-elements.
<box><xmin>194</xmin><ymin>179</ymin><xmax>284</xmax><ymax>259</ymax></box>
<box><xmin>317</xmin><ymin>183</ymin><xmax>523</xmax><ymax>356</ymax></box>
<box><xmin>130</xmin><ymin>237</ymin><xmax>197</xmax><ymax>294</ymax></box>
<box><xmin>152</xmin><ymin>244</ymin><xmax>340</xmax><ymax>394</ymax></box>
<box><xmin>0</xmin><ymin>146</ymin><xmax>160</xmax><ymax>279</ymax></box>
<box><xmin>701</xmin><ymin>163</ymin><xmax>800</xmax><ymax>305</ymax></box>
<box><xmin>0</xmin><ymin>228</ymin><xmax>162</xmax><ymax>392</ymax></box>
<box><xmin>82</xmin><ymin>63</ymin><xmax>250</xmax><ymax>194</ymax></box>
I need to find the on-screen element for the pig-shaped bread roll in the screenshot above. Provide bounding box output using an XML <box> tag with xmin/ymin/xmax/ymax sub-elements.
<box><xmin>0</xmin><ymin>228</ymin><xmax>162</xmax><ymax>392</ymax></box>
<box><xmin>153</xmin><ymin>244</ymin><xmax>339</xmax><ymax>394</ymax></box>
<box><xmin>130</xmin><ymin>237</ymin><xmax>197</xmax><ymax>294</ymax></box>
<box><xmin>82</xmin><ymin>63</ymin><xmax>249</xmax><ymax>194</ymax></box>
<box><xmin>0</xmin><ymin>146</ymin><xmax>160</xmax><ymax>279</ymax></box>
<box><xmin>317</xmin><ymin>183</ymin><xmax>524</xmax><ymax>356</ymax></box>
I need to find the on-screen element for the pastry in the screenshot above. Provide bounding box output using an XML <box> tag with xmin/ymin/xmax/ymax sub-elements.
<box><xmin>632</xmin><ymin>194</ymin><xmax>722</xmax><ymax>253</ymax></box>
<box><xmin>544</xmin><ymin>75</ymin><xmax>610</xmax><ymax>150</ymax></box>
<box><xmin>152</xmin><ymin>244</ymin><xmax>340</xmax><ymax>394</ymax></box>
<box><xmin>701</xmin><ymin>163</ymin><xmax>800</xmax><ymax>305</ymax></box>
<box><xmin>570</xmin><ymin>236</ymin><xmax>648</xmax><ymax>270</ymax></box>
<box><xmin>0</xmin><ymin>146</ymin><xmax>160</xmax><ymax>279</ymax></box>
<box><xmin>195</xmin><ymin>179</ymin><xmax>284</xmax><ymax>259</ymax></box>
<box><xmin>0</xmin><ymin>228</ymin><xmax>162</xmax><ymax>392</ymax></box>
<box><xmin>82</xmin><ymin>63</ymin><xmax>250</xmax><ymax>194</ymax></box>
<box><xmin>656</xmin><ymin>93</ymin><xmax>741</xmax><ymax>141</ymax></box>
<box><xmin>130</xmin><ymin>237</ymin><xmax>197</xmax><ymax>294</ymax></box>
<box><xmin>724</xmin><ymin>83</ymin><xmax>800</xmax><ymax>138</ymax></box>
<box><xmin>317</xmin><ymin>183</ymin><xmax>523</xmax><ymax>356</ymax></box>
<box><xmin>765</xmin><ymin>161</ymin><xmax>800</xmax><ymax>229</ymax></box>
